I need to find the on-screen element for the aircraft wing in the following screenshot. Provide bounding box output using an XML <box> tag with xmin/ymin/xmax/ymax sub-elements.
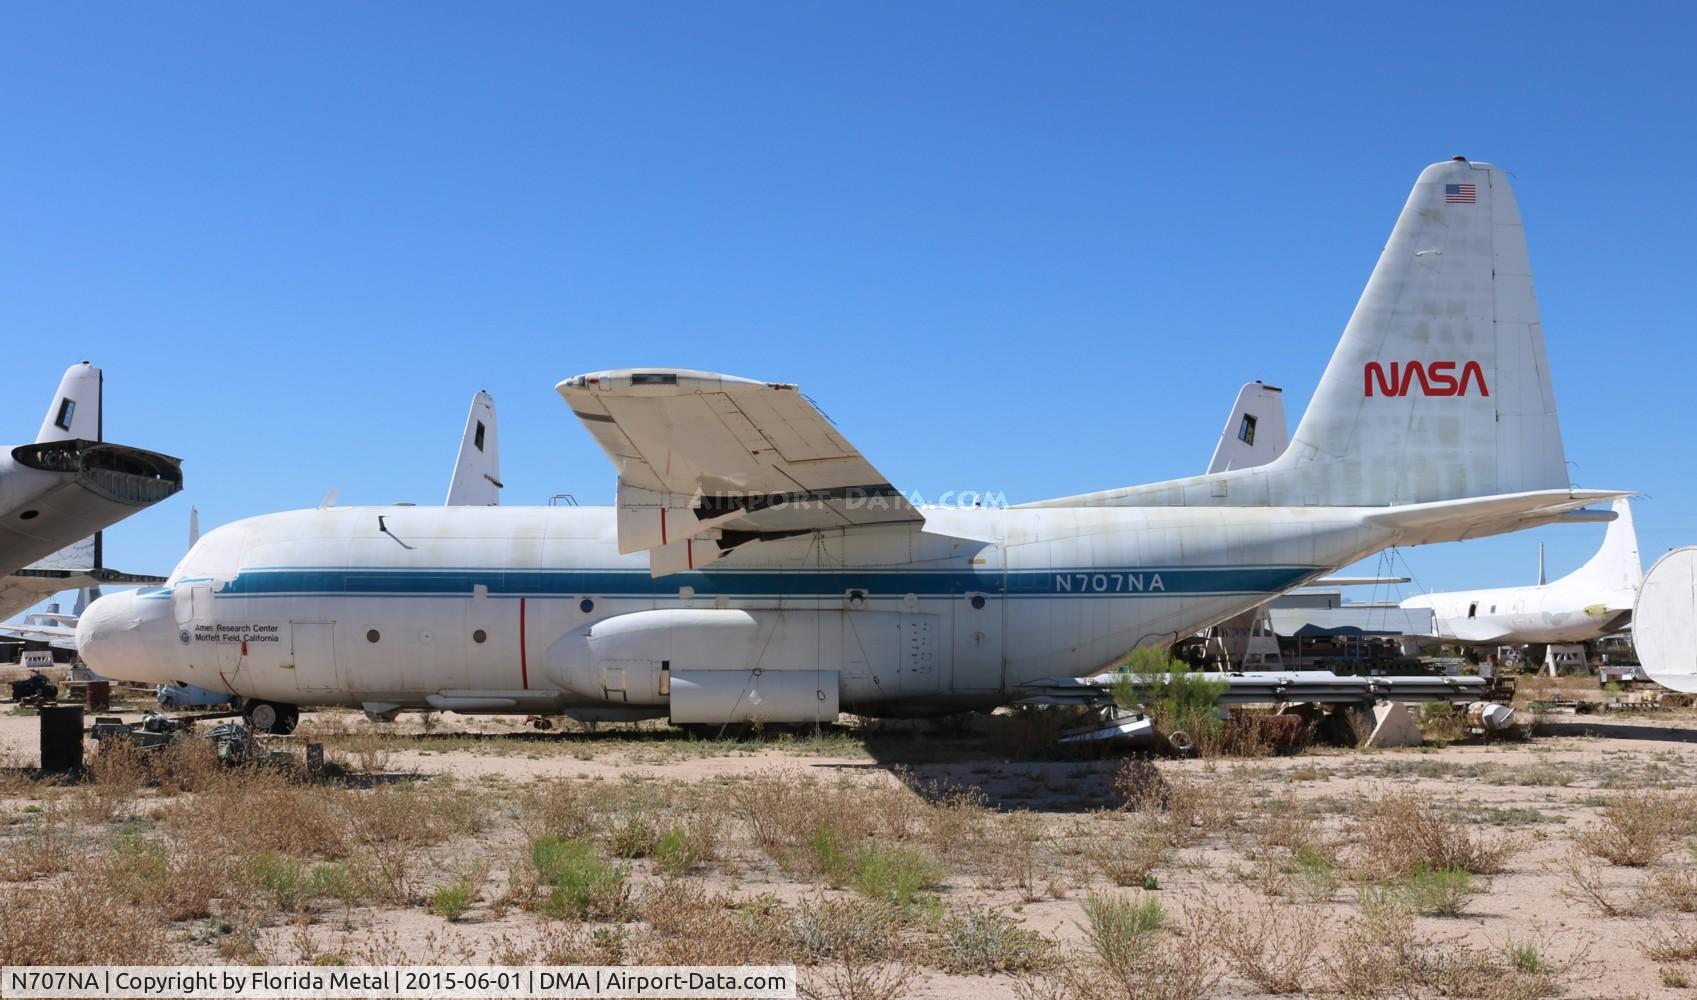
<box><xmin>559</xmin><ymin>369</ymin><xmax>921</xmax><ymax>574</ymax></box>
<box><xmin>0</xmin><ymin>567</ymin><xmax>166</xmax><ymax>622</ymax></box>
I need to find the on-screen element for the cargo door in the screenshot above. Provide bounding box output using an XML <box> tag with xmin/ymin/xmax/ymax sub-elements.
<box><xmin>290</xmin><ymin>622</ymin><xmax>339</xmax><ymax>692</ymax></box>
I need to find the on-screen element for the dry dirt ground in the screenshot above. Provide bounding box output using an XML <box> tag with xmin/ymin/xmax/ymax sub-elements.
<box><xmin>1</xmin><ymin>687</ymin><xmax>1695</xmax><ymax>999</ymax></box>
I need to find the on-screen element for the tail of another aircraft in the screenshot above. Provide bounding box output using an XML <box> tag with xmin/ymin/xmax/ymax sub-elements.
<box><xmin>1562</xmin><ymin>498</ymin><xmax>1642</xmax><ymax>593</ymax></box>
<box><xmin>1033</xmin><ymin>159</ymin><xmax>1583</xmax><ymax>516</ymax></box>
<box><xmin>445</xmin><ymin>390</ymin><xmax>503</xmax><ymax>506</ymax></box>
<box><xmin>36</xmin><ymin>361</ymin><xmax>101</xmax><ymax>443</ymax></box>
<box><xmin>1205</xmin><ymin>381</ymin><xmax>1288</xmax><ymax>474</ymax></box>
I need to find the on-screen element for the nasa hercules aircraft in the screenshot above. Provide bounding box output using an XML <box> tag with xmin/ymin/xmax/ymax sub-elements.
<box><xmin>79</xmin><ymin>159</ymin><xmax>1625</xmax><ymax>734</ymax></box>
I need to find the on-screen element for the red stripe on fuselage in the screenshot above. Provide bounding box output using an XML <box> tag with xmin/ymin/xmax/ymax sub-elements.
<box><xmin>519</xmin><ymin>597</ymin><xmax>530</xmax><ymax>689</ymax></box>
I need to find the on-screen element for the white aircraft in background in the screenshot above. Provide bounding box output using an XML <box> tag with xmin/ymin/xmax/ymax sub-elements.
<box><xmin>1400</xmin><ymin>498</ymin><xmax>1641</xmax><ymax>645</ymax></box>
<box><xmin>1</xmin><ymin>362</ymin><xmax>178</xmax><ymax>623</ymax></box>
<box><xmin>79</xmin><ymin>159</ymin><xmax>1627</xmax><ymax>734</ymax></box>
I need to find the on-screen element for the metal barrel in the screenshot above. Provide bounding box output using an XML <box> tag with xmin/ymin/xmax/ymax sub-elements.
<box><xmin>39</xmin><ymin>704</ymin><xmax>85</xmax><ymax>775</ymax></box>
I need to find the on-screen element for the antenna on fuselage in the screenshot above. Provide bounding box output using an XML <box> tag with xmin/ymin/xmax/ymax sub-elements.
<box><xmin>318</xmin><ymin>489</ymin><xmax>338</xmax><ymax>510</ymax></box>
<box><xmin>1538</xmin><ymin>543</ymin><xmax>1546</xmax><ymax>586</ymax></box>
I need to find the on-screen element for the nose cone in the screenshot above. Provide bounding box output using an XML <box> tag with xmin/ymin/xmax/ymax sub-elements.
<box><xmin>76</xmin><ymin>590</ymin><xmax>155</xmax><ymax>681</ymax></box>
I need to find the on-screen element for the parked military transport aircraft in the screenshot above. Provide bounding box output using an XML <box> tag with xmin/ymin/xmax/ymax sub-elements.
<box><xmin>1400</xmin><ymin>498</ymin><xmax>1641</xmax><ymax>645</ymax></box>
<box><xmin>1</xmin><ymin>362</ymin><xmax>179</xmax><ymax>621</ymax></box>
<box><xmin>79</xmin><ymin>159</ymin><xmax>1627</xmax><ymax>733</ymax></box>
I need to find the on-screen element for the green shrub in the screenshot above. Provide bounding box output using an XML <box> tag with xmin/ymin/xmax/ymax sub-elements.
<box><xmin>811</xmin><ymin>827</ymin><xmax>852</xmax><ymax>885</ymax></box>
<box><xmin>1110</xmin><ymin>648</ymin><xmax>1228</xmax><ymax>748</ymax></box>
<box><xmin>531</xmin><ymin>836</ymin><xmax>627</xmax><ymax>919</ymax></box>
<box><xmin>1376</xmin><ymin>866</ymin><xmax>1475</xmax><ymax>917</ymax></box>
<box><xmin>307</xmin><ymin>862</ymin><xmax>360</xmax><ymax>907</ymax></box>
<box><xmin>655</xmin><ymin>827</ymin><xmax>701</xmax><ymax>876</ymax></box>
<box><xmin>1081</xmin><ymin>892</ymin><xmax>1164</xmax><ymax>971</ymax></box>
<box><xmin>431</xmin><ymin>878</ymin><xmax>474</xmax><ymax>921</ymax></box>
<box><xmin>848</xmin><ymin>844</ymin><xmax>940</xmax><ymax>909</ymax></box>
<box><xmin>244</xmin><ymin>850</ymin><xmax>306</xmax><ymax>912</ymax></box>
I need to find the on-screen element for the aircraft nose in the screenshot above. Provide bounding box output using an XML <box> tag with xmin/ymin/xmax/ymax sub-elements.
<box><xmin>76</xmin><ymin>590</ymin><xmax>154</xmax><ymax>681</ymax></box>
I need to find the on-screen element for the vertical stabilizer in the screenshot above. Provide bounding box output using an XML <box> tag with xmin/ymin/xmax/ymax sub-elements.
<box><xmin>445</xmin><ymin>390</ymin><xmax>502</xmax><ymax>506</ymax></box>
<box><xmin>1033</xmin><ymin>159</ymin><xmax>1572</xmax><ymax>511</ymax></box>
<box><xmin>1564</xmin><ymin>498</ymin><xmax>1642</xmax><ymax>592</ymax></box>
<box><xmin>1205</xmin><ymin>382</ymin><xmax>1288</xmax><ymax>474</ymax></box>
<box><xmin>36</xmin><ymin>362</ymin><xmax>102</xmax><ymax>443</ymax></box>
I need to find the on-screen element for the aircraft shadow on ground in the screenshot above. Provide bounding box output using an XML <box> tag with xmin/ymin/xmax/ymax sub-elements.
<box><xmin>1536</xmin><ymin>719</ymin><xmax>1697</xmax><ymax>744</ymax></box>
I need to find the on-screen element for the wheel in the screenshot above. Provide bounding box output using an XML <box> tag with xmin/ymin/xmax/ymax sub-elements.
<box><xmin>244</xmin><ymin>701</ymin><xmax>299</xmax><ymax>735</ymax></box>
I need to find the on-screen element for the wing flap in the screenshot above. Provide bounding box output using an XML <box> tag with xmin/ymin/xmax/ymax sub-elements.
<box><xmin>559</xmin><ymin>370</ymin><xmax>920</xmax><ymax>573</ymax></box>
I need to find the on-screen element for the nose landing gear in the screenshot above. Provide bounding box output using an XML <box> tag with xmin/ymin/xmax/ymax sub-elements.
<box><xmin>243</xmin><ymin>700</ymin><xmax>300</xmax><ymax>735</ymax></box>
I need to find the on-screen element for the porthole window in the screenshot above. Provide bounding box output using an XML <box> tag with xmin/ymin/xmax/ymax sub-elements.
<box><xmin>970</xmin><ymin>594</ymin><xmax>986</xmax><ymax>610</ymax></box>
<box><xmin>366</xmin><ymin>629</ymin><xmax>381</xmax><ymax>643</ymax></box>
<box><xmin>19</xmin><ymin>510</ymin><xmax>39</xmax><ymax>520</ymax></box>
<box><xmin>579</xmin><ymin>598</ymin><xmax>595</xmax><ymax>613</ymax></box>
<box><xmin>472</xmin><ymin>629</ymin><xmax>487</xmax><ymax>644</ymax></box>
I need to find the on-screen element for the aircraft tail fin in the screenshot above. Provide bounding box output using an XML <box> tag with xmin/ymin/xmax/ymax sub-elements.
<box><xmin>1563</xmin><ymin>498</ymin><xmax>1642</xmax><ymax>592</ymax></box>
<box><xmin>36</xmin><ymin>362</ymin><xmax>102</xmax><ymax>443</ymax></box>
<box><xmin>445</xmin><ymin>390</ymin><xmax>502</xmax><ymax>506</ymax></box>
<box><xmin>1030</xmin><ymin>159</ymin><xmax>1576</xmax><ymax>512</ymax></box>
<box><xmin>1205</xmin><ymin>381</ymin><xmax>1288</xmax><ymax>474</ymax></box>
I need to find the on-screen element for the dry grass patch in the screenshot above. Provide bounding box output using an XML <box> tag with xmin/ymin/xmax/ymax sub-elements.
<box><xmin>1200</xmin><ymin>895</ymin><xmax>1330</xmax><ymax>995</ymax></box>
<box><xmin>0</xmin><ymin>872</ymin><xmax>169</xmax><ymax>964</ymax></box>
<box><xmin>1578</xmin><ymin>790</ymin><xmax>1697</xmax><ymax>867</ymax></box>
<box><xmin>1353</xmin><ymin>789</ymin><xmax>1522</xmax><ymax>877</ymax></box>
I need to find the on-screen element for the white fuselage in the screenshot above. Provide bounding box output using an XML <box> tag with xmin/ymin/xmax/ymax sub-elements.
<box><xmin>1400</xmin><ymin>579</ymin><xmax>1636</xmax><ymax>646</ymax></box>
<box><xmin>79</xmin><ymin>503</ymin><xmax>1397</xmax><ymax>717</ymax></box>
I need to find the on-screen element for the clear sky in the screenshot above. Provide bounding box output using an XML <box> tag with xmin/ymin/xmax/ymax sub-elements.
<box><xmin>3</xmin><ymin>2</ymin><xmax>1693</xmax><ymax>613</ymax></box>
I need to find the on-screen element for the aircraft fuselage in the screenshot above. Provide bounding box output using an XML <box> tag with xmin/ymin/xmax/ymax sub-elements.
<box><xmin>79</xmin><ymin>503</ymin><xmax>1394</xmax><ymax>718</ymax></box>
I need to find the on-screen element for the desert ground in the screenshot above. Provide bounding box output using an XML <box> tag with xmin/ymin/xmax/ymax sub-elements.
<box><xmin>1</xmin><ymin>677</ymin><xmax>1695</xmax><ymax>999</ymax></box>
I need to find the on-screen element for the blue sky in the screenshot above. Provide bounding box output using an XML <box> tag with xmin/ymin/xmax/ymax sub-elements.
<box><xmin>3</xmin><ymin>2</ymin><xmax>1693</xmax><ymax>610</ymax></box>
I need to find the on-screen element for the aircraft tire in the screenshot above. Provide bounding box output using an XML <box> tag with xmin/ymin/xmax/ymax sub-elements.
<box><xmin>245</xmin><ymin>700</ymin><xmax>299</xmax><ymax>735</ymax></box>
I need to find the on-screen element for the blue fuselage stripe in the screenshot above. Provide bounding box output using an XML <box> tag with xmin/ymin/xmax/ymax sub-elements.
<box><xmin>203</xmin><ymin>566</ymin><xmax>1322</xmax><ymax>599</ymax></box>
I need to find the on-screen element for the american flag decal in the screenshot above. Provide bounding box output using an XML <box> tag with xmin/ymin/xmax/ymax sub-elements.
<box><xmin>1445</xmin><ymin>182</ymin><xmax>1477</xmax><ymax>204</ymax></box>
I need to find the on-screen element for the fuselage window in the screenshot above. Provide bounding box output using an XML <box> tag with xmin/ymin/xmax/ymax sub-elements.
<box><xmin>580</xmin><ymin>598</ymin><xmax>595</xmax><ymax>613</ymax></box>
<box><xmin>969</xmin><ymin>594</ymin><xmax>986</xmax><ymax>610</ymax></box>
<box><xmin>1237</xmin><ymin>413</ymin><xmax>1257</xmax><ymax>446</ymax></box>
<box><xmin>1467</xmin><ymin>603</ymin><xmax>1477</xmax><ymax>619</ymax></box>
<box><xmin>472</xmin><ymin>629</ymin><xmax>487</xmax><ymax>644</ymax></box>
<box><xmin>366</xmin><ymin>629</ymin><xmax>381</xmax><ymax>643</ymax></box>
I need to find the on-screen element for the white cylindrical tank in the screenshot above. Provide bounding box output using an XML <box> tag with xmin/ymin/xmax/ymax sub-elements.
<box><xmin>1634</xmin><ymin>546</ymin><xmax>1697</xmax><ymax>694</ymax></box>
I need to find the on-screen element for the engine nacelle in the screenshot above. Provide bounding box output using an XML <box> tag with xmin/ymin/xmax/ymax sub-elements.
<box><xmin>544</xmin><ymin>606</ymin><xmax>930</xmax><ymax>723</ymax></box>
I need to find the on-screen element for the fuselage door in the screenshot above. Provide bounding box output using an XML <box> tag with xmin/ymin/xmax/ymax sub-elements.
<box><xmin>290</xmin><ymin>622</ymin><xmax>339</xmax><ymax>691</ymax></box>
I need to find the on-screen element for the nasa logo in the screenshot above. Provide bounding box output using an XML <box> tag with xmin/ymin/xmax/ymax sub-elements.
<box><xmin>1363</xmin><ymin>361</ymin><xmax>1490</xmax><ymax>397</ymax></box>
<box><xmin>178</xmin><ymin>629</ymin><xmax>191</xmax><ymax>645</ymax></box>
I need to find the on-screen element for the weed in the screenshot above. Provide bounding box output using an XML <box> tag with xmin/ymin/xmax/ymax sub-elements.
<box><xmin>530</xmin><ymin>836</ymin><xmax>627</xmax><ymax>920</ymax></box>
<box><xmin>847</xmin><ymin>844</ymin><xmax>939</xmax><ymax>910</ymax></box>
<box><xmin>786</xmin><ymin>896</ymin><xmax>903</xmax><ymax>962</ymax></box>
<box><xmin>1385</xmin><ymin>866</ymin><xmax>1476</xmax><ymax>917</ymax></box>
<box><xmin>1354</xmin><ymin>790</ymin><xmax>1520</xmax><ymax>877</ymax></box>
<box><xmin>935</xmin><ymin>905</ymin><xmax>1052</xmax><ymax>974</ymax></box>
<box><xmin>1203</xmin><ymin>896</ymin><xmax>1330</xmax><ymax>995</ymax></box>
<box><xmin>244</xmin><ymin>850</ymin><xmax>307</xmax><ymax>912</ymax></box>
<box><xmin>654</xmin><ymin>826</ymin><xmax>701</xmax><ymax>876</ymax></box>
<box><xmin>431</xmin><ymin>879</ymin><xmax>475</xmax><ymax>921</ymax></box>
<box><xmin>1579</xmin><ymin>790</ymin><xmax>1697</xmax><ymax>867</ymax></box>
